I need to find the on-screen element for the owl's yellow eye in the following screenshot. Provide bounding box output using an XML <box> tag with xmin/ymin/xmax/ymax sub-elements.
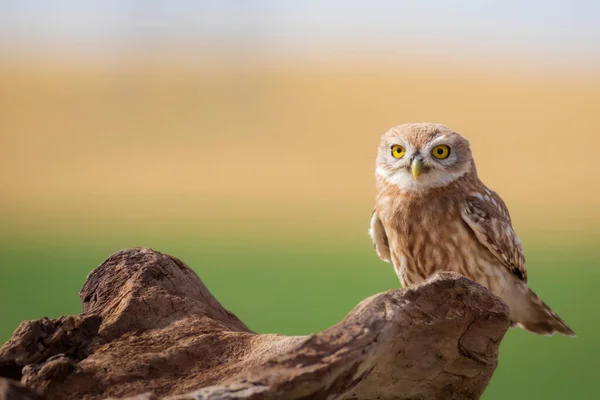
<box><xmin>391</xmin><ymin>145</ymin><xmax>405</xmax><ymax>159</ymax></box>
<box><xmin>432</xmin><ymin>145</ymin><xmax>450</xmax><ymax>159</ymax></box>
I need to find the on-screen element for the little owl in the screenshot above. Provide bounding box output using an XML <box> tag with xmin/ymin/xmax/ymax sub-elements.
<box><xmin>370</xmin><ymin>123</ymin><xmax>574</xmax><ymax>336</ymax></box>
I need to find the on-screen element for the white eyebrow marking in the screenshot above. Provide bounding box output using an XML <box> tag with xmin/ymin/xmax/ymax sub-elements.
<box><xmin>428</xmin><ymin>134</ymin><xmax>448</xmax><ymax>146</ymax></box>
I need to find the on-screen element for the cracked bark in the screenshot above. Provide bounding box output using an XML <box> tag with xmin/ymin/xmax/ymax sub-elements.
<box><xmin>0</xmin><ymin>247</ymin><xmax>510</xmax><ymax>400</ymax></box>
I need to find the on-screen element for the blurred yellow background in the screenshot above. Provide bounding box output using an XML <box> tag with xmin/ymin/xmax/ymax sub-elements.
<box><xmin>1</xmin><ymin>2</ymin><xmax>599</xmax><ymax>399</ymax></box>
<box><xmin>2</xmin><ymin>62</ymin><xmax>599</xmax><ymax>240</ymax></box>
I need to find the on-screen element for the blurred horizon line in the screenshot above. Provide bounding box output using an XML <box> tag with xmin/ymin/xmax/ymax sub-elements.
<box><xmin>2</xmin><ymin>48</ymin><xmax>600</xmax><ymax>80</ymax></box>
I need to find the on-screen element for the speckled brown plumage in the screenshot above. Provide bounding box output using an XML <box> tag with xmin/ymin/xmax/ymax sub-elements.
<box><xmin>370</xmin><ymin>123</ymin><xmax>574</xmax><ymax>336</ymax></box>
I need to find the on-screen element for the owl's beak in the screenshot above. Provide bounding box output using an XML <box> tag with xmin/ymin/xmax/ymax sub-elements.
<box><xmin>411</xmin><ymin>158</ymin><xmax>423</xmax><ymax>180</ymax></box>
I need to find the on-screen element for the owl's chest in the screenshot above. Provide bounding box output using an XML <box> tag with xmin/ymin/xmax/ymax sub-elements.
<box><xmin>387</xmin><ymin>197</ymin><xmax>462</xmax><ymax>242</ymax></box>
<box><xmin>396</xmin><ymin>205</ymin><xmax>464</xmax><ymax>253</ymax></box>
<box><xmin>380</xmin><ymin>196</ymin><xmax>486</xmax><ymax>284</ymax></box>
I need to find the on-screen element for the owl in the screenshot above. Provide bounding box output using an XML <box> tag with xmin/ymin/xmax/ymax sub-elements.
<box><xmin>369</xmin><ymin>123</ymin><xmax>574</xmax><ymax>336</ymax></box>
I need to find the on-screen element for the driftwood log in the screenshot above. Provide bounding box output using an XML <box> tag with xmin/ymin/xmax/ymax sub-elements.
<box><xmin>0</xmin><ymin>247</ymin><xmax>510</xmax><ymax>400</ymax></box>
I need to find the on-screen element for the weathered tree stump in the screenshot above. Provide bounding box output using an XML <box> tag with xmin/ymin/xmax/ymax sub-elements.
<box><xmin>0</xmin><ymin>247</ymin><xmax>510</xmax><ymax>400</ymax></box>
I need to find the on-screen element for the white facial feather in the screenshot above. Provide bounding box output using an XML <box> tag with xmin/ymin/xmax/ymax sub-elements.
<box><xmin>376</xmin><ymin>164</ymin><xmax>471</xmax><ymax>192</ymax></box>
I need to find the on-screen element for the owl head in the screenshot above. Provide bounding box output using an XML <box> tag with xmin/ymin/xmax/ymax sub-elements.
<box><xmin>376</xmin><ymin>123</ymin><xmax>475</xmax><ymax>192</ymax></box>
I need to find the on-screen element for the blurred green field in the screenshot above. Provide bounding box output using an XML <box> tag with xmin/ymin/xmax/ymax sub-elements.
<box><xmin>0</xmin><ymin>231</ymin><xmax>597</xmax><ymax>399</ymax></box>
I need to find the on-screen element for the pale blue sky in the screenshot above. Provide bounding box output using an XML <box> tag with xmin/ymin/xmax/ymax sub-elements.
<box><xmin>1</xmin><ymin>1</ymin><xmax>599</xmax><ymax>65</ymax></box>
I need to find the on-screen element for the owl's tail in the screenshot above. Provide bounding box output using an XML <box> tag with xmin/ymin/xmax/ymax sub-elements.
<box><xmin>508</xmin><ymin>285</ymin><xmax>575</xmax><ymax>336</ymax></box>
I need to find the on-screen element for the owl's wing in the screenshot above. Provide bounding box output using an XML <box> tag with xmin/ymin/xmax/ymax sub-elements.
<box><xmin>369</xmin><ymin>210</ymin><xmax>391</xmax><ymax>263</ymax></box>
<box><xmin>461</xmin><ymin>190</ymin><xmax>528</xmax><ymax>282</ymax></box>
